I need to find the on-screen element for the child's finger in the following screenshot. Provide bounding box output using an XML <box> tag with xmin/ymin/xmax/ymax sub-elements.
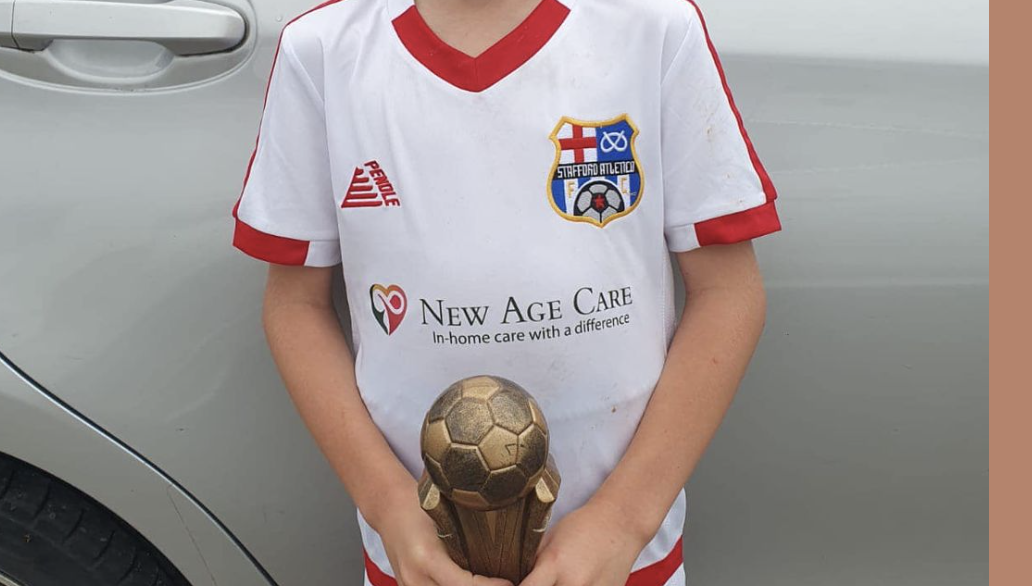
<box><xmin>535</xmin><ymin>530</ymin><xmax>555</xmax><ymax>554</ymax></box>
<box><xmin>426</xmin><ymin>554</ymin><xmax>513</xmax><ymax>586</ymax></box>
<box><xmin>516</xmin><ymin>563</ymin><xmax>557</xmax><ymax>586</ymax></box>
<box><xmin>472</xmin><ymin>577</ymin><xmax>514</xmax><ymax>586</ymax></box>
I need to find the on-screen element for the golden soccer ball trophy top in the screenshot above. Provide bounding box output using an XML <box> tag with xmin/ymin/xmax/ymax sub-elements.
<box><xmin>419</xmin><ymin>375</ymin><xmax>561</xmax><ymax>582</ymax></box>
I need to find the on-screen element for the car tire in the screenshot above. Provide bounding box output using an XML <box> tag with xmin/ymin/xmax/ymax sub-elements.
<box><xmin>0</xmin><ymin>453</ymin><xmax>189</xmax><ymax>586</ymax></box>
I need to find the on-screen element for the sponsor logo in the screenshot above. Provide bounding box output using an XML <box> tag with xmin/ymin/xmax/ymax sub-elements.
<box><xmin>369</xmin><ymin>284</ymin><xmax>407</xmax><ymax>335</ymax></box>
<box><xmin>342</xmin><ymin>160</ymin><xmax>401</xmax><ymax>208</ymax></box>
<box><xmin>415</xmin><ymin>286</ymin><xmax>635</xmax><ymax>346</ymax></box>
<box><xmin>547</xmin><ymin>115</ymin><xmax>643</xmax><ymax>227</ymax></box>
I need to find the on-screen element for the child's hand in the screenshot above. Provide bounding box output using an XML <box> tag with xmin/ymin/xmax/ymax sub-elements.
<box><xmin>518</xmin><ymin>500</ymin><xmax>647</xmax><ymax>586</ymax></box>
<box><xmin>375</xmin><ymin>487</ymin><xmax>514</xmax><ymax>586</ymax></box>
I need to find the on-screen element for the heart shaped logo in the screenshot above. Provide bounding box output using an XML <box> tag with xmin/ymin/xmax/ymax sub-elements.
<box><xmin>369</xmin><ymin>284</ymin><xmax>407</xmax><ymax>336</ymax></box>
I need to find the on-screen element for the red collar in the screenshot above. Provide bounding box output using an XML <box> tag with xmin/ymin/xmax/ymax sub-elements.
<box><xmin>391</xmin><ymin>0</ymin><xmax>571</xmax><ymax>92</ymax></box>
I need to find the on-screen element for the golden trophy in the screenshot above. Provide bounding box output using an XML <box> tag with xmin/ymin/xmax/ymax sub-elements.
<box><xmin>419</xmin><ymin>375</ymin><xmax>561</xmax><ymax>582</ymax></box>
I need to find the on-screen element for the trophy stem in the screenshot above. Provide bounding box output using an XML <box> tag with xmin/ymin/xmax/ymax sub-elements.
<box><xmin>453</xmin><ymin>500</ymin><xmax>526</xmax><ymax>582</ymax></box>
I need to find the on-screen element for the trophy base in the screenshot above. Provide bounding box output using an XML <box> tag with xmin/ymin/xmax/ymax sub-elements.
<box><xmin>419</xmin><ymin>455</ymin><xmax>561</xmax><ymax>582</ymax></box>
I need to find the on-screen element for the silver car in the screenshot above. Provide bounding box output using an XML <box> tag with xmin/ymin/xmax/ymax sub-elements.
<box><xmin>0</xmin><ymin>0</ymin><xmax>987</xmax><ymax>584</ymax></box>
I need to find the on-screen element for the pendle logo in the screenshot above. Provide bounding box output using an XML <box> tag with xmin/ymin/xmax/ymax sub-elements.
<box><xmin>342</xmin><ymin>160</ymin><xmax>401</xmax><ymax>208</ymax></box>
<box><xmin>370</xmin><ymin>284</ymin><xmax>407</xmax><ymax>335</ymax></box>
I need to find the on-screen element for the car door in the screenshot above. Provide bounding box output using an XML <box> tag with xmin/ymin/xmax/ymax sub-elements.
<box><xmin>0</xmin><ymin>1</ymin><xmax>364</xmax><ymax>584</ymax></box>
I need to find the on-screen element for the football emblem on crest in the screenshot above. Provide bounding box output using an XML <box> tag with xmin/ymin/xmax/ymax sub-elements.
<box><xmin>547</xmin><ymin>115</ymin><xmax>643</xmax><ymax>227</ymax></box>
<box><xmin>369</xmin><ymin>284</ymin><xmax>407</xmax><ymax>335</ymax></box>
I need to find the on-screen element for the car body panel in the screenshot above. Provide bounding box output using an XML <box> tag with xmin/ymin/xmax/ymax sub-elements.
<box><xmin>0</xmin><ymin>352</ymin><xmax>274</xmax><ymax>586</ymax></box>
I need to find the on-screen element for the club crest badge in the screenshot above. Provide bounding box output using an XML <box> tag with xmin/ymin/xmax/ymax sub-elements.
<box><xmin>369</xmin><ymin>284</ymin><xmax>407</xmax><ymax>335</ymax></box>
<box><xmin>547</xmin><ymin>115</ymin><xmax>643</xmax><ymax>227</ymax></box>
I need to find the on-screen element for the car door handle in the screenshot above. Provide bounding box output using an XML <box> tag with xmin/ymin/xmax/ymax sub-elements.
<box><xmin>0</xmin><ymin>0</ymin><xmax>245</xmax><ymax>56</ymax></box>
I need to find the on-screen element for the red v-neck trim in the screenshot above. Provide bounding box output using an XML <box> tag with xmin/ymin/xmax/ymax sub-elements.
<box><xmin>392</xmin><ymin>0</ymin><xmax>571</xmax><ymax>92</ymax></box>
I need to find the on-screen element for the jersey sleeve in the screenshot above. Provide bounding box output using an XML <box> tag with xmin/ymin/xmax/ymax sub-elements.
<box><xmin>231</xmin><ymin>26</ymin><xmax>341</xmax><ymax>267</ymax></box>
<box><xmin>660</xmin><ymin>3</ymin><xmax>781</xmax><ymax>253</ymax></box>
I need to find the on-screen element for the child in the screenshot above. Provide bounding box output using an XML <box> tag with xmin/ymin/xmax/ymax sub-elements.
<box><xmin>232</xmin><ymin>0</ymin><xmax>780</xmax><ymax>584</ymax></box>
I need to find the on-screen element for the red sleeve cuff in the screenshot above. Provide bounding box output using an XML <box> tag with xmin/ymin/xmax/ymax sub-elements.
<box><xmin>232</xmin><ymin>217</ymin><xmax>311</xmax><ymax>266</ymax></box>
<box><xmin>695</xmin><ymin>200</ymin><xmax>781</xmax><ymax>247</ymax></box>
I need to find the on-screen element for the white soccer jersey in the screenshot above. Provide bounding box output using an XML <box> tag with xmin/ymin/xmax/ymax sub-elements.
<box><xmin>232</xmin><ymin>0</ymin><xmax>780</xmax><ymax>583</ymax></box>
